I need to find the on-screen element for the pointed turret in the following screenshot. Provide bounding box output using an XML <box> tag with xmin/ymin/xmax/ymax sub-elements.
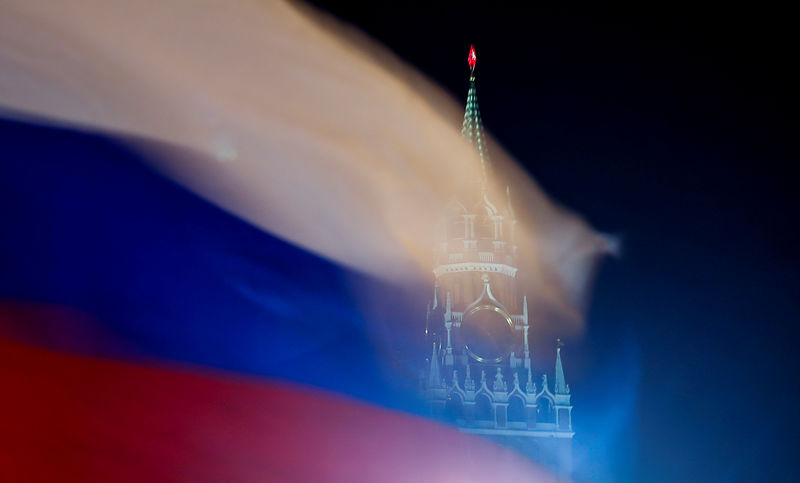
<box><xmin>526</xmin><ymin>366</ymin><xmax>536</xmax><ymax>393</ymax></box>
<box><xmin>555</xmin><ymin>338</ymin><xmax>569</xmax><ymax>394</ymax></box>
<box><xmin>428</xmin><ymin>341</ymin><xmax>441</xmax><ymax>388</ymax></box>
<box><xmin>461</xmin><ymin>45</ymin><xmax>489</xmax><ymax>193</ymax></box>
<box><xmin>523</xmin><ymin>295</ymin><xmax>529</xmax><ymax>325</ymax></box>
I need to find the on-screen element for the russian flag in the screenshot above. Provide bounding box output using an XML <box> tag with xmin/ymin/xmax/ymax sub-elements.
<box><xmin>0</xmin><ymin>1</ymin><xmax>604</xmax><ymax>480</ymax></box>
<box><xmin>0</xmin><ymin>119</ymin><xmax>551</xmax><ymax>481</ymax></box>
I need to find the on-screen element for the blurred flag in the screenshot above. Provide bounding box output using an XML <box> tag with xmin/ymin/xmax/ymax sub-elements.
<box><xmin>0</xmin><ymin>0</ymin><xmax>606</xmax><ymax>480</ymax></box>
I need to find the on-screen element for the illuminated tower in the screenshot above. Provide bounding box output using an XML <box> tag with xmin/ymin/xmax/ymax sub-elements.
<box><xmin>421</xmin><ymin>46</ymin><xmax>574</xmax><ymax>479</ymax></box>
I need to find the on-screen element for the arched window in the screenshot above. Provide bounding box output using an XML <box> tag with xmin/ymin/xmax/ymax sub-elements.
<box><xmin>536</xmin><ymin>397</ymin><xmax>554</xmax><ymax>423</ymax></box>
<box><xmin>507</xmin><ymin>395</ymin><xmax>526</xmax><ymax>423</ymax></box>
<box><xmin>477</xmin><ymin>215</ymin><xmax>493</xmax><ymax>240</ymax></box>
<box><xmin>444</xmin><ymin>394</ymin><xmax>464</xmax><ymax>422</ymax></box>
<box><xmin>475</xmin><ymin>393</ymin><xmax>493</xmax><ymax>421</ymax></box>
<box><xmin>447</xmin><ymin>216</ymin><xmax>465</xmax><ymax>241</ymax></box>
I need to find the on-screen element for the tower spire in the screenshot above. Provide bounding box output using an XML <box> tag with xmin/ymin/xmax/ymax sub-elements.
<box><xmin>555</xmin><ymin>338</ymin><xmax>569</xmax><ymax>394</ymax></box>
<box><xmin>461</xmin><ymin>44</ymin><xmax>489</xmax><ymax>194</ymax></box>
<box><xmin>428</xmin><ymin>341</ymin><xmax>441</xmax><ymax>388</ymax></box>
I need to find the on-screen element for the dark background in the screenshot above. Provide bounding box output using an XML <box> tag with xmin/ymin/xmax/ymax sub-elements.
<box><xmin>306</xmin><ymin>2</ymin><xmax>799</xmax><ymax>481</ymax></box>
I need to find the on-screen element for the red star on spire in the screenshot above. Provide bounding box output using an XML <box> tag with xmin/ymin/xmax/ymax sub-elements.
<box><xmin>468</xmin><ymin>44</ymin><xmax>477</xmax><ymax>70</ymax></box>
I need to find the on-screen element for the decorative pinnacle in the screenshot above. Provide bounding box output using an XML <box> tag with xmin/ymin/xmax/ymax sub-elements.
<box><xmin>493</xmin><ymin>367</ymin><xmax>507</xmax><ymax>392</ymax></box>
<box><xmin>526</xmin><ymin>366</ymin><xmax>535</xmax><ymax>393</ymax></box>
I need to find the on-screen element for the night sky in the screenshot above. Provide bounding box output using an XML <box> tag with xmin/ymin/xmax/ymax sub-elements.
<box><xmin>308</xmin><ymin>3</ymin><xmax>798</xmax><ymax>481</ymax></box>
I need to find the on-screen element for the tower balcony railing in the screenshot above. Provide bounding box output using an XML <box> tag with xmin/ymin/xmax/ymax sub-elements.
<box><xmin>436</xmin><ymin>253</ymin><xmax>519</xmax><ymax>270</ymax></box>
<box><xmin>448</xmin><ymin>252</ymin><xmax>464</xmax><ymax>263</ymax></box>
<box><xmin>436</xmin><ymin>244</ymin><xmax>518</xmax><ymax>267</ymax></box>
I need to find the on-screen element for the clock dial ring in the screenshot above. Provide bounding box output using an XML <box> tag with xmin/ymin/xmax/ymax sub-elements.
<box><xmin>462</xmin><ymin>304</ymin><xmax>514</xmax><ymax>363</ymax></box>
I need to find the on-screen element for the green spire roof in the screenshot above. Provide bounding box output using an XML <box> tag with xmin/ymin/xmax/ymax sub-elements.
<box><xmin>461</xmin><ymin>69</ymin><xmax>489</xmax><ymax>193</ymax></box>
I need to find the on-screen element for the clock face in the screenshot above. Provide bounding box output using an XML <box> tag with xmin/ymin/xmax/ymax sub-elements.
<box><xmin>462</xmin><ymin>305</ymin><xmax>514</xmax><ymax>363</ymax></box>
